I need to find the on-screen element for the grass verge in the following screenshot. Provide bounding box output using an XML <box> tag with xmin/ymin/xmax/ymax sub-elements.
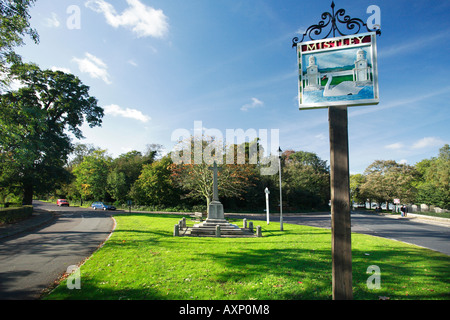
<box><xmin>44</xmin><ymin>214</ymin><xmax>450</xmax><ymax>300</ymax></box>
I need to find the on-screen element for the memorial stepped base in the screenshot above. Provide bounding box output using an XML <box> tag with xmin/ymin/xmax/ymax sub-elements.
<box><xmin>182</xmin><ymin>219</ymin><xmax>256</xmax><ymax>237</ymax></box>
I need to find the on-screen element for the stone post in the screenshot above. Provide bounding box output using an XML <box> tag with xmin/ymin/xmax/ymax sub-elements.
<box><xmin>256</xmin><ymin>226</ymin><xmax>262</xmax><ymax>237</ymax></box>
<box><xmin>174</xmin><ymin>224</ymin><xmax>179</xmax><ymax>237</ymax></box>
<box><xmin>215</xmin><ymin>225</ymin><xmax>221</xmax><ymax>237</ymax></box>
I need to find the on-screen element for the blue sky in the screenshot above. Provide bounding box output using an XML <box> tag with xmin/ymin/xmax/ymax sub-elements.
<box><xmin>15</xmin><ymin>0</ymin><xmax>450</xmax><ymax>174</ymax></box>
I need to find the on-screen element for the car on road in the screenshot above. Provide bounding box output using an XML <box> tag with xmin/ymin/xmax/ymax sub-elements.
<box><xmin>57</xmin><ymin>199</ymin><xmax>70</xmax><ymax>207</ymax></box>
<box><xmin>91</xmin><ymin>201</ymin><xmax>116</xmax><ymax>211</ymax></box>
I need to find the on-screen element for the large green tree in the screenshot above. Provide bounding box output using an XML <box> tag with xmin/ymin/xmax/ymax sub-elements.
<box><xmin>350</xmin><ymin>173</ymin><xmax>367</xmax><ymax>205</ymax></box>
<box><xmin>0</xmin><ymin>63</ymin><xmax>103</xmax><ymax>204</ymax></box>
<box><xmin>415</xmin><ymin>145</ymin><xmax>450</xmax><ymax>209</ymax></box>
<box><xmin>72</xmin><ymin>150</ymin><xmax>111</xmax><ymax>201</ymax></box>
<box><xmin>360</xmin><ymin>160</ymin><xmax>418</xmax><ymax>207</ymax></box>
<box><xmin>282</xmin><ymin>150</ymin><xmax>330</xmax><ymax>210</ymax></box>
<box><xmin>131</xmin><ymin>156</ymin><xmax>179</xmax><ymax>206</ymax></box>
<box><xmin>1</xmin><ymin>0</ymin><xmax>39</xmax><ymax>87</ymax></box>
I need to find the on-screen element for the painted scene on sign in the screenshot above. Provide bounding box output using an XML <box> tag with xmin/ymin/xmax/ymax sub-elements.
<box><xmin>299</xmin><ymin>44</ymin><xmax>377</xmax><ymax>107</ymax></box>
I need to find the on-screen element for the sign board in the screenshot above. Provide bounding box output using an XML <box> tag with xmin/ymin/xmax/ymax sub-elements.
<box><xmin>394</xmin><ymin>199</ymin><xmax>400</xmax><ymax>204</ymax></box>
<box><xmin>296</xmin><ymin>32</ymin><xmax>379</xmax><ymax>109</ymax></box>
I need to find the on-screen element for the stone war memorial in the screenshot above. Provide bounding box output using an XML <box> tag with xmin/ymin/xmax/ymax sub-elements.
<box><xmin>174</xmin><ymin>161</ymin><xmax>259</xmax><ymax>238</ymax></box>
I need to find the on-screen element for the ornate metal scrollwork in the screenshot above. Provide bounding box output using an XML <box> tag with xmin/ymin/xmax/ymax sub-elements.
<box><xmin>292</xmin><ymin>1</ymin><xmax>381</xmax><ymax>47</ymax></box>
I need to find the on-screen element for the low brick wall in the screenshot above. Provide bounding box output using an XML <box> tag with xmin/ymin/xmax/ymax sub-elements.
<box><xmin>0</xmin><ymin>206</ymin><xmax>33</xmax><ymax>224</ymax></box>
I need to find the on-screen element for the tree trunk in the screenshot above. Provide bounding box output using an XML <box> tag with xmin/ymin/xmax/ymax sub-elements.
<box><xmin>22</xmin><ymin>183</ymin><xmax>33</xmax><ymax>205</ymax></box>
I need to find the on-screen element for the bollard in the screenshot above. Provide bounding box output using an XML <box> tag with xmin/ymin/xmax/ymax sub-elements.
<box><xmin>174</xmin><ymin>224</ymin><xmax>179</xmax><ymax>237</ymax></box>
<box><xmin>182</xmin><ymin>217</ymin><xmax>186</xmax><ymax>228</ymax></box>
<box><xmin>256</xmin><ymin>226</ymin><xmax>262</xmax><ymax>237</ymax></box>
<box><xmin>248</xmin><ymin>221</ymin><xmax>253</xmax><ymax>232</ymax></box>
<box><xmin>243</xmin><ymin>218</ymin><xmax>247</xmax><ymax>229</ymax></box>
<box><xmin>216</xmin><ymin>225</ymin><xmax>221</xmax><ymax>237</ymax></box>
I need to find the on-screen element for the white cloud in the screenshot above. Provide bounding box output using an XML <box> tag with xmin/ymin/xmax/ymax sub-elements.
<box><xmin>44</xmin><ymin>12</ymin><xmax>60</xmax><ymax>28</ymax></box>
<box><xmin>241</xmin><ymin>97</ymin><xmax>264</xmax><ymax>112</ymax></box>
<box><xmin>296</xmin><ymin>27</ymin><xmax>307</xmax><ymax>36</ymax></box>
<box><xmin>104</xmin><ymin>104</ymin><xmax>151</xmax><ymax>123</ymax></box>
<box><xmin>127</xmin><ymin>59</ymin><xmax>138</xmax><ymax>67</ymax></box>
<box><xmin>72</xmin><ymin>53</ymin><xmax>111</xmax><ymax>84</ymax></box>
<box><xmin>51</xmin><ymin>66</ymin><xmax>71</xmax><ymax>74</ymax></box>
<box><xmin>385</xmin><ymin>142</ymin><xmax>404</xmax><ymax>150</ymax></box>
<box><xmin>315</xmin><ymin>133</ymin><xmax>326</xmax><ymax>141</ymax></box>
<box><xmin>85</xmin><ymin>0</ymin><xmax>169</xmax><ymax>38</ymax></box>
<box><xmin>412</xmin><ymin>137</ymin><xmax>445</xmax><ymax>149</ymax></box>
<box><xmin>399</xmin><ymin>159</ymin><xmax>408</xmax><ymax>165</ymax></box>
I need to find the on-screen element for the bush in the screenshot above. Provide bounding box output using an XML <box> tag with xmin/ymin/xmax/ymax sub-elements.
<box><xmin>0</xmin><ymin>206</ymin><xmax>33</xmax><ymax>224</ymax></box>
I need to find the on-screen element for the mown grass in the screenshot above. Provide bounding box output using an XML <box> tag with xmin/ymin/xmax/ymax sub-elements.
<box><xmin>44</xmin><ymin>214</ymin><xmax>450</xmax><ymax>300</ymax></box>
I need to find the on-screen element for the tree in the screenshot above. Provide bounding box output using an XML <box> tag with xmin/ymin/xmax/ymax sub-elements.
<box><xmin>72</xmin><ymin>150</ymin><xmax>111</xmax><ymax>201</ymax></box>
<box><xmin>415</xmin><ymin>145</ymin><xmax>450</xmax><ymax>209</ymax></box>
<box><xmin>170</xmin><ymin>136</ymin><xmax>257</xmax><ymax>211</ymax></box>
<box><xmin>282</xmin><ymin>150</ymin><xmax>330</xmax><ymax>210</ymax></box>
<box><xmin>350</xmin><ymin>173</ymin><xmax>367</xmax><ymax>204</ymax></box>
<box><xmin>106</xmin><ymin>170</ymin><xmax>128</xmax><ymax>203</ymax></box>
<box><xmin>107</xmin><ymin>148</ymin><xmax>160</xmax><ymax>203</ymax></box>
<box><xmin>0</xmin><ymin>63</ymin><xmax>103</xmax><ymax>204</ymax></box>
<box><xmin>287</xmin><ymin>150</ymin><xmax>329</xmax><ymax>173</ymax></box>
<box><xmin>68</xmin><ymin>143</ymin><xmax>101</xmax><ymax>168</ymax></box>
<box><xmin>131</xmin><ymin>156</ymin><xmax>179</xmax><ymax>206</ymax></box>
<box><xmin>1</xmin><ymin>0</ymin><xmax>39</xmax><ymax>87</ymax></box>
<box><xmin>360</xmin><ymin>160</ymin><xmax>418</xmax><ymax>207</ymax></box>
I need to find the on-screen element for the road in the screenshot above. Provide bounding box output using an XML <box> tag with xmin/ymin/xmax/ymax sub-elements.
<box><xmin>234</xmin><ymin>212</ymin><xmax>450</xmax><ymax>256</ymax></box>
<box><xmin>0</xmin><ymin>201</ymin><xmax>114</xmax><ymax>300</ymax></box>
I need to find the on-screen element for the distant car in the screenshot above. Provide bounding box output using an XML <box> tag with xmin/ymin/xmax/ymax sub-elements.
<box><xmin>91</xmin><ymin>201</ymin><xmax>116</xmax><ymax>211</ymax></box>
<box><xmin>57</xmin><ymin>199</ymin><xmax>70</xmax><ymax>207</ymax></box>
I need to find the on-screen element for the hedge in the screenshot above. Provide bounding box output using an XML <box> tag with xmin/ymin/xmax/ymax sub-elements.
<box><xmin>0</xmin><ymin>206</ymin><xmax>33</xmax><ymax>224</ymax></box>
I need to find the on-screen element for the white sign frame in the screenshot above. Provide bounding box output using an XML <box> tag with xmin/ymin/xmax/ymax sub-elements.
<box><xmin>297</xmin><ymin>32</ymin><xmax>379</xmax><ymax>110</ymax></box>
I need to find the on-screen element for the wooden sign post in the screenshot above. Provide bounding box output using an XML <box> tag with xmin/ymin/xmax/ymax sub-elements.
<box><xmin>329</xmin><ymin>106</ymin><xmax>352</xmax><ymax>300</ymax></box>
<box><xmin>292</xmin><ymin>2</ymin><xmax>381</xmax><ymax>300</ymax></box>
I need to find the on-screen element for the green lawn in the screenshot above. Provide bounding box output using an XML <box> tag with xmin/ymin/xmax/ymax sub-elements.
<box><xmin>44</xmin><ymin>214</ymin><xmax>450</xmax><ymax>300</ymax></box>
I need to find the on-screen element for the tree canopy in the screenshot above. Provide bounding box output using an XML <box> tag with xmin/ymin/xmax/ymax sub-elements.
<box><xmin>415</xmin><ymin>144</ymin><xmax>450</xmax><ymax>209</ymax></box>
<box><xmin>0</xmin><ymin>64</ymin><xmax>104</xmax><ymax>204</ymax></box>
<box><xmin>1</xmin><ymin>0</ymin><xmax>39</xmax><ymax>87</ymax></box>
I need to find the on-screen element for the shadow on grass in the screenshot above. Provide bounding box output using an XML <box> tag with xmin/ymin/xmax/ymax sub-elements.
<box><xmin>46</xmin><ymin>213</ymin><xmax>450</xmax><ymax>300</ymax></box>
<box><xmin>202</xmin><ymin>247</ymin><xmax>333</xmax><ymax>300</ymax></box>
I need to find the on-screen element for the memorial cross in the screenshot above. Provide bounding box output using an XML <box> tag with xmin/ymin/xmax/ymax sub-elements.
<box><xmin>208</xmin><ymin>161</ymin><xmax>222</xmax><ymax>202</ymax></box>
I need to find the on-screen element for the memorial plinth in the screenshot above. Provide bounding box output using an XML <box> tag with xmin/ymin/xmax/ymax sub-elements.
<box><xmin>184</xmin><ymin>162</ymin><xmax>256</xmax><ymax>237</ymax></box>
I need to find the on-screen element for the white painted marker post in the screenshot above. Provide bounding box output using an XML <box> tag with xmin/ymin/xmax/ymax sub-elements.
<box><xmin>265</xmin><ymin>187</ymin><xmax>270</xmax><ymax>225</ymax></box>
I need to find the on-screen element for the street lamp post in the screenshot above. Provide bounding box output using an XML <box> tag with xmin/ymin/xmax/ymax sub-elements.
<box><xmin>278</xmin><ymin>147</ymin><xmax>283</xmax><ymax>231</ymax></box>
<box><xmin>264</xmin><ymin>187</ymin><xmax>270</xmax><ymax>225</ymax></box>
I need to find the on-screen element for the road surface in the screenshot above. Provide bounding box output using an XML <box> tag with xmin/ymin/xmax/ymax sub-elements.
<box><xmin>0</xmin><ymin>201</ymin><xmax>114</xmax><ymax>300</ymax></box>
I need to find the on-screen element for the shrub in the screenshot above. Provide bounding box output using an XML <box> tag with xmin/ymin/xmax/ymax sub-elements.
<box><xmin>0</xmin><ymin>206</ymin><xmax>33</xmax><ymax>224</ymax></box>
